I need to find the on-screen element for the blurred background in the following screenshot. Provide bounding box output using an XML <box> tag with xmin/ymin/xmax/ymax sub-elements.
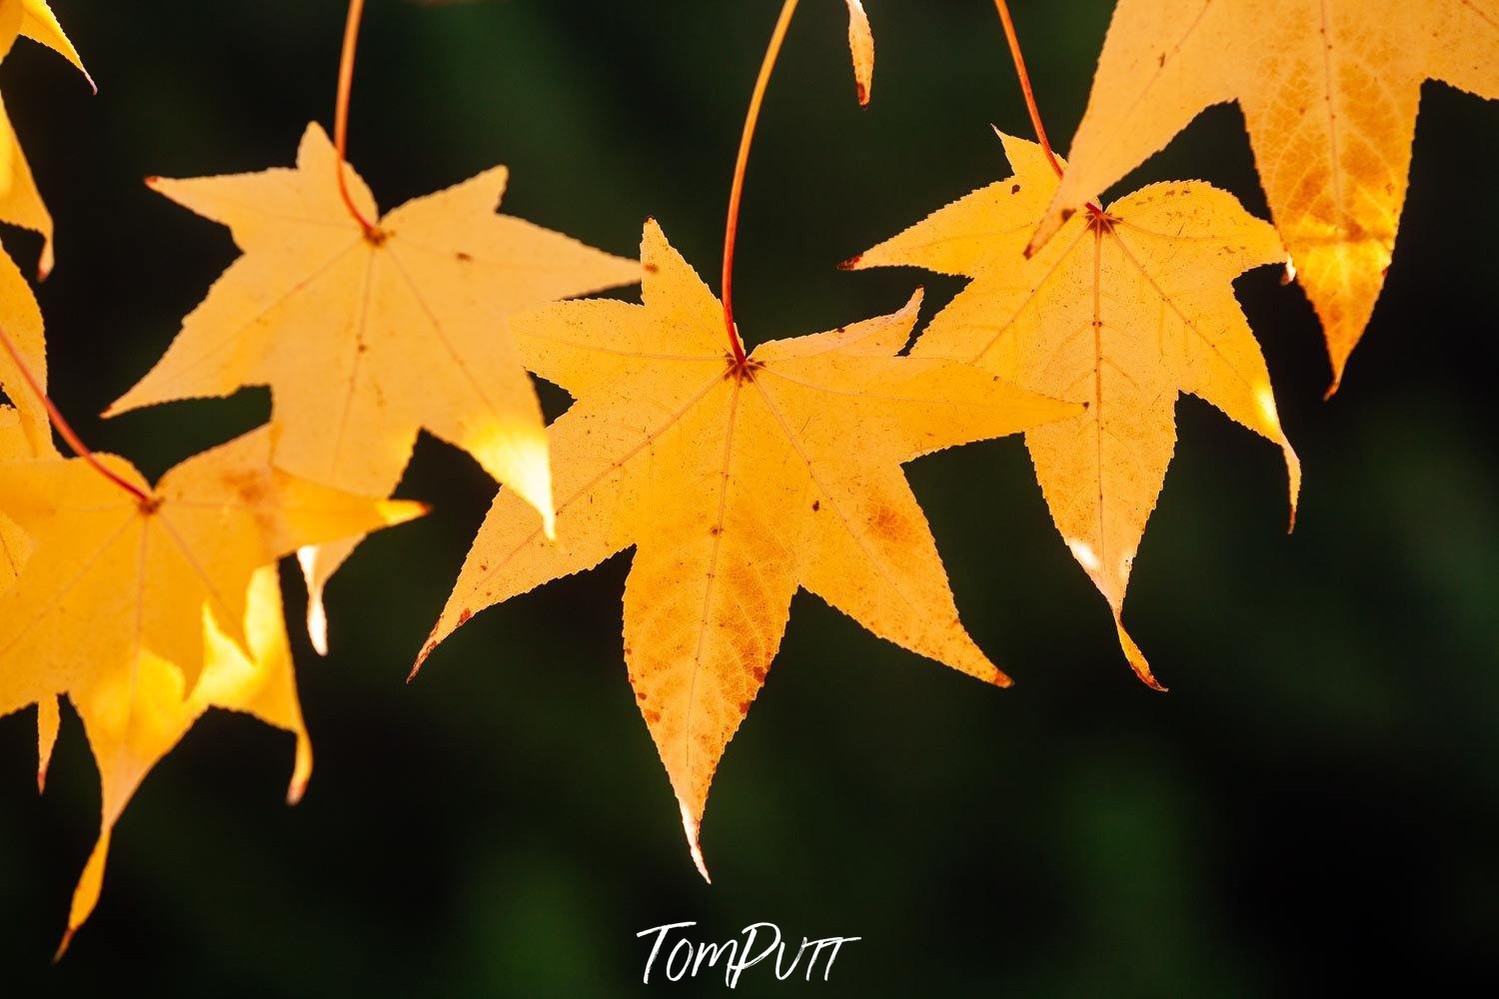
<box><xmin>1</xmin><ymin>0</ymin><xmax>1496</xmax><ymax>994</ymax></box>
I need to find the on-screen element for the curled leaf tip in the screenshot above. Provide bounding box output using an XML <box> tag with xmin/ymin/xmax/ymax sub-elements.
<box><xmin>680</xmin><ymin>803</ymin><xmax>712</xmax><ymax>884</ymax></box>
<box><xmin>1286</xmin><ymin>463</ymin><xmax>1301</xmax><ymax>534</ymax></box>
<box><xmin>301</xmin><ymin>594</ymin><xmax>325</xmax><ymax>657</ymax></box>
<box><xmin>287</xmin><ymin>734</ymin><xmax>313</xmax><ymax>805</ymax></box>
<box><xmin>297</xmin><ymin>549</ymin><xmax>330</xmax><ymax>656</ymax></box>
<box><xmin>52</xmin><ymin>927</ymin><xmax>75</xmax><ymax>964</ymax></box>
<box><xmin>1115</xmin><ymin>615</ymin><xmax>1166</xmax><ymax>692</ymax></box>
<box><xmin>286</xmin><ymin>764</ymin><xmax>310</xmax><ymax>806</ymax></box>
<box><xmin>408</xmin><ymin>644</ymin><xmax>433</xmax><ymax>683</ymax></box>
<box><xmin>1275</xmin><ymin>436</ymin><xmax>1301</xmax><ymax>534</ymax></box>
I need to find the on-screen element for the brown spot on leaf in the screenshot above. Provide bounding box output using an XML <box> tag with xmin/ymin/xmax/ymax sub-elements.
<box><xmin>224</xmin><ymin>470</ymin><xmax>268</xmax><ymax>509</ymax></box>
<box><xmin>869</xmin><ymin>503</ymin><xmax>914</xmax><ymax>546</ymax></box>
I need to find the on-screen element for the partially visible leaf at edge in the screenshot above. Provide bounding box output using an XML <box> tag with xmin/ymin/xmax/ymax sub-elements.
<box><xmin>1028</xmin><ymin>0</ymin><xmax>1499</xmax><ymax>391</ymax></box>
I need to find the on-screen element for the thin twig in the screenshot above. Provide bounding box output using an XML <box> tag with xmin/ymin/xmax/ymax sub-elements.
<box><xmin>335</xmin><ymin>0</ymin><xmax>381</xmax><ymax>238</ymax></box>
<box><xmin>721</xmin><ymin>0</ymin><xmax>802</xmax><ymax>364</ymax></box>
<box><xmin>991</xmin><ymin>0</ymin><xmax>1103</xmax><ymax>215</ymax></box>
<box><xmin>0</xmin><ymin>325</ymin><xmax>150</xmax><ymax>503</ymax></box>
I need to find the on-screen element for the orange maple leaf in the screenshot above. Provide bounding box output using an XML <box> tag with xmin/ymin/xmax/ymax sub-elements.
<box><xmin>855</xmin><ymin>134</ymin><xmax>1298</xmax><ymax>687</ymax></box>
<box><xmin>417</xmin><ymin>220</ymin><xmax>1079</xmax><ymax>875</ymax></box>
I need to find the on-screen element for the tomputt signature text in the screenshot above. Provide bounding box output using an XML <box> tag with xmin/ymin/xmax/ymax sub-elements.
<box><xmin>637</xmin><ymin>921</ymin><xmax>861</xmax><ymax>988</ymax></box>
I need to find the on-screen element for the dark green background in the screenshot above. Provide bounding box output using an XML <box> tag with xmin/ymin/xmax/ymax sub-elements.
<box><xmin>2</xmin><ymin>0</ymin><xmax>1496</xmax><ymax>994</ymax></box>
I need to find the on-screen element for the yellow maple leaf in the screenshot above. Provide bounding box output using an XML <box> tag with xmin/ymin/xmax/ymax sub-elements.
<box><xmin>1029</xmin><ymin>0</ymin><xmax>1499</xmax><ymax>391</ymax></box>
<box><xmin>0</xmin><ymin>425</ymin><xmax>421</xmax><ymax>949</ymax></box>
<box><xmin>51</xmin><ymin>565</ymin><xmax>311</xmax><ymax>955</ymax></box>
<box><xmin>416</xmin><ymin>220</ymin><xmax>1079</xmax><ymax>875</ymax></box>
<box><xmin>0</xmin><ymin>0</ymin><xmax>92</xmax><ymax>276</ymax></box>
<box><xmin>0</xmin><ymin>425</ymin><xmax>423</xmax><ymax>719</ymax></box>
<box><xmin>105</xmin><ymin>123</ymin><xmax>640</xmax><ymax>526</ymax></box>
<box><xmin>104</xmin><ymin>123</ymin><xmax>638</xmax><ymax>644</ymax></box>
<box><xmin>854</xmin><ymin>134</ymin><xmax>1299</xmax><ymax>688</ymax></box>
<box><xmin>99</xmin><ymin>128</ymin><xmax>638</xmax><ymax>639</ymax></box>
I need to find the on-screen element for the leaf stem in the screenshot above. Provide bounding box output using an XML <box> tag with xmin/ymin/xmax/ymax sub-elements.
<box><xmin>722</xmin><ymin>0</ymin><xmax>801</xmax><ymax>364</ymax></box>
<box><xmin>0</xmin><ymin>325</ymin><xmax>150</xmax><ymax>503</ymax></box>
<box><xmin>991</xmin><ymin>0</ymin><xmax>1103</xmax><ymax>216</ymax></box>
<box><xmin>334</xmin><ymin>0</ymin><xmax>381</xmax><ymax>239</ymax></box>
